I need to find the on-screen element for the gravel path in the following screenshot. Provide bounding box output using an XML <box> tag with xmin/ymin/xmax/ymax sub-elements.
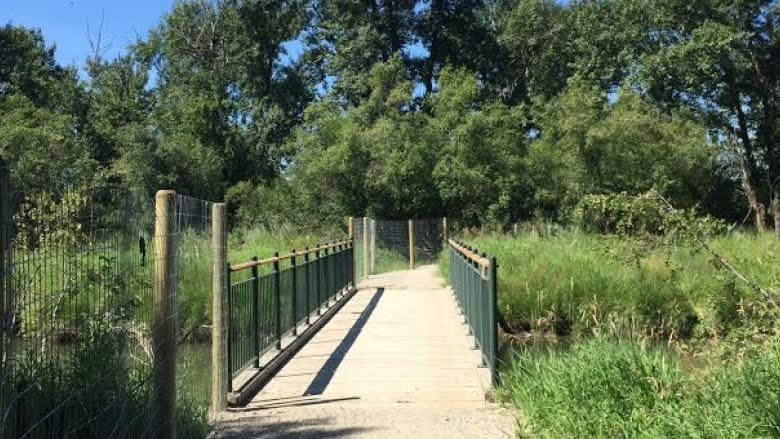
<box><xmin>213</xmin><ymin>404</ymin><xmax>517</xmax><ymax>438</ymax></box>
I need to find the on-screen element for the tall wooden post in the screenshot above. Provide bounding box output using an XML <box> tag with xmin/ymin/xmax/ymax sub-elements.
<box><xmin>210</xmin><ymin>203</ymin><xmax>228</xmax><ymax>416</ymax></box>
<box><xmin>0</xmin><ymin>157</ymin><xmax>13</xmax><ymax>437</ymax></box>
<box><xmin>362</xmin><ymin>217</ymin><xmax>368</xmax><ymax>279</ymax></box>
<box><xmin>443</xmin><ymin>217</ymin><xmax>448</xmax><ymax>242</ymax></box>
<box><xmin>153</xmin><ymin>190</ymin><xmax>177</xmax><ymax>439</ymax></box>
<box><xmin>408</xmin><ymin>219</ymin><xmax>415</xmax><ymax>269</ymax></box>
<box><xmin>348</xmin><ymin>217</ymin><xmax>353</xmax><ymax>240</ymax></box>
<box><xmin>370</xmin><ymin>219</ymin><xmax>376</xmax><ymax>274</ymax></box>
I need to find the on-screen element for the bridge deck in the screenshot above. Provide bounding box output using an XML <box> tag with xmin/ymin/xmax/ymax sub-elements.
<box><xmin>217</xmin><ymin>265</ymin><xmax>515</xmax><ymax>438</ymax></box>
<box><xmin>243</xmin><ymin>265</ymin><xmax>490</xmax><ymax>408</ymax></box>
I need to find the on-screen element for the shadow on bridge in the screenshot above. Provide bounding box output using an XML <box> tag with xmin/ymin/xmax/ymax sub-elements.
<box><xmin>303</xmin><ymin>287</ymin><xmax>385</xmax><ymax>396</ymax></box>
<box><xmin>216</xmin><ymin>416</ymin><xmax>381</xmax><ymax>439</ymax></box>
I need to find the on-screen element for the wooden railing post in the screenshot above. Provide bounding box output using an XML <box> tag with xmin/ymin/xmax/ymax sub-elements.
<box><xmin>153</xmin><ymin>190</ymin><xmax>177</xmax><ymax>439</ymax></box>
<box><xmin>443</xmin><ymin>217</ymin><xmax>448</xmax><ymax>243</ymax></box>
<box><xmin>408</xmin><ymin>219</ymin><xmax>415</xmax><ymax>269</ymax></box>
<box><xmin>210</xmin><ymin>203</ymin><xmax>228</xmax><ymax>416</ymax></box>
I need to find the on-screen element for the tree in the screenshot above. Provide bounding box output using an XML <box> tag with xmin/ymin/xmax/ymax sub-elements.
<box><xmin>638</xmin><ymin>0</ymin><xmax>780</xmax><ymax>231</ymax></box>
<box><xmin>308</xmin><ymin>0</ymin><xmax>416</xmax><ymax>105</ymax></box>
<box><xmin>415</xmin><ymin>0</ymin><xmax>501</xmax><ymax>95</ymax></box>
<box><xmin>528</xmin><ymin>77</ymin><xmax>714</xmax><ymax>220</ymax></box>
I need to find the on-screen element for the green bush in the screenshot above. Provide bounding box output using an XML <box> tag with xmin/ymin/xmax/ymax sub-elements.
<box><xmin>8</xmin><ymin>323</ymin><xmax>210</xmax><ymax>438</ymax></box>
<box><xmin>576</xmin><ymin>192</ymin><xmax>726</xmax><ymax>238</ymax></box>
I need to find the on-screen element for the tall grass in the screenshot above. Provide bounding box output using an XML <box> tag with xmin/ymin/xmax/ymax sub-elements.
<box><xmin>504</xmin><ymin>337</ymin><xmax>780</xmax><ymax>438</ymax></box>
<box><xmin>450</xmin><ymin>231</ymin><xmax>780</xmax><ymax>340</ymax></box>
<box><xmin>373</xmin><ymin>247</ymin><xmax>410</xmax><ymax>274</ymax></box>
<box><xmin>451</xmin><ymin>230</ymin><xmax>780</xmax><ymax>437</ymax></box>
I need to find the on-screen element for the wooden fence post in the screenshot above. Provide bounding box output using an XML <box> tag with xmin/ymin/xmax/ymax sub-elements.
<box><xmin>348</xmin><ymin>217</ymin><xmax>353</xmax><ymax>240</ymax></box>
<box><xmin>362</xmin><ymin>217</ymin><xmax>368</xmax><ymax>279</ymax></box>
<box><xmin>443</xmin><ymin>217</ymin><xmax>448</xmax><ymax>243</ymax></box>
<box><xmin>370</xmin><ymin>219</ymin><xmax>376</xmax><ymax>274</ymax></box>
<box><xmin>210</xmin><ymin>203</ymin><xmax>228</xmax><ymax>416</ymax></box>
<box><xmin>408</xmin><ymin>219</ymin><xmax>415</xmax><ymax>269</ymax></box>
<box><xmin>0</xmin><ymin>157</ymin><xmax>13</xmax><ymax>437</ymax></box>
<box><xmin>153</xmin><ymin>190</ymin><xmax>177</xmax><ymax>439</ymax></box>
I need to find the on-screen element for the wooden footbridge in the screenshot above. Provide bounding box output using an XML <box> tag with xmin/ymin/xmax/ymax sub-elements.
<box><xmin>210</xmin><ymin>215</ymin><xmax>505</xmax><ymax>436</ymax></box>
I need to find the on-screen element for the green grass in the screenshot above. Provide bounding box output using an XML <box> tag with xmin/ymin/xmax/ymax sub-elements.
<box><xmin>445</xmin><ymin>231</ymin><xmax>780</xmax><ymax>339</ymax></box>
<box><xmin>444</xmin><ymin>230</ymin><xmax>780</xmax><ymax>437</ymax></box>
<box><xmin>504</xmin><ymin>337</ymin><xmax>780</xmax><ymax>438</ymax></box>
<box><xmin>373</xmin><ymin>247</ymin><xmax>410</xmax><ymax>274</ymax></box>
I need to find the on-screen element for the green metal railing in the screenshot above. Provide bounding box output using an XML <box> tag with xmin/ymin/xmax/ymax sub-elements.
<box><xmin>227</xmin><ymin>240</ymin><xmax>354</xmax><ymax>385</ymax></box>
<box><xmin>448</xmin><ymin>239</ymin><xmax>498</xmax><ymax>385</ymax></box>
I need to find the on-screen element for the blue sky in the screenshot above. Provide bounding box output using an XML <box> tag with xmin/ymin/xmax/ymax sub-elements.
<box><xmin>2</xmin><ymin>0</ymin><xmax>426</xmax><ymax>95</ymax></box>
<box><xmin>2</xmin><ymin>0</ymin><xmax>174</xmax><ymax>68</ymax></box>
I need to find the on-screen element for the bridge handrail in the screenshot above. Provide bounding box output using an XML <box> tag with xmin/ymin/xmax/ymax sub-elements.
<box><xmin>230</xmin><ymin>239</ymin><xmax>352</xmax><ymax>271</ymax></box>
<box><xmin>225</xmin><ymin>239</ymin><xmax>354</xmax><ymax>397</ymax></box>
<box><xmin>447</xmin><ymin>239</ymin><xmax>498</xmax><ymax>386</ymax></box>
<box><xmin>448</xmin><ymin>239</ymin><xmax>491</xmax><ymax>271</ymax></box>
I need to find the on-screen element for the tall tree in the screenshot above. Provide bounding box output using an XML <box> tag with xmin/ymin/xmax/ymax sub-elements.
<box><xmin>309</xmin><ymin>0</ymin><xmax>416</xmax><ymax>106</ymax></box>
<box><xmin>639</xmin><ymin>0</ymin><xmax>780</xmax><ymax>231</ymax></box>
<box><xmin>142</xmin><ymin>0</ymin><xmax>311</xmax><ymax>198</ymax></box>
<box><xmin>415</xmin><ymin>0</ymin><xmax>501</xmax><ymax>94</ymax></box>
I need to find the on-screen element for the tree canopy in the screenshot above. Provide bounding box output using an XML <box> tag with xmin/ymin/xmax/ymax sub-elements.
<box><xmin>2</xmin><ymin>0</ymin><xmax>779</xmax><ymax>229</ymax></box>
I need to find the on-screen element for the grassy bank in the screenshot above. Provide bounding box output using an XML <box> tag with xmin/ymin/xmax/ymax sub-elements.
<box><xmin>505</xmin><ymin>337</ymin><xmax>780</xmax><ymax>438</ymax></box>
<box><xmin>442</xmin><ymin>231</ymin><xmax>780</xmax><ymax>437</ymax></box>
<box><xmin>447</xmin><ymin>231</ymin><xmax>780</xmax><ymax>340</ymax></box>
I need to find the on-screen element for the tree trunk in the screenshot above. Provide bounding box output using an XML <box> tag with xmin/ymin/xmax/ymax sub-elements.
<box><xmin>737</xmin><ymin>147</ymin><xmax>766</xmax><ymax>232</ymax></box>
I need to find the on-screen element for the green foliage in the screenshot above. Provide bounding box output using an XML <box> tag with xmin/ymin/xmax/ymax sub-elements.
<box><xmin>505</xmin><ymin>337</ymin><xmax>780</xmax><ymax>439</ymax></box>
<box><xmin>576</xmin><ymin>192</ymin><xmax>727</xmax><ymax>238</ymax></box>
<box><xmin>528</xmin><ymin>79</ymin><xmax>714</xmax><ymax>220</ymax></box>
<box><xmin>449</xmin><ymin>230</ymin><xmax>780</xmax><ymax>340</ymax></box>
<box><xmin>505</xmin><ymin>339</ymin><xmax>685</xmax><ymax>438</ymax></box>
<box><xmin>372</xmin><ymin>247</ymin><xmax>410</xmax><ymax>275</ymax></box>
<box><xmin>9</xmin><ymin>298</ymin><xmax>208</xmax><ymax>438</ymax></box>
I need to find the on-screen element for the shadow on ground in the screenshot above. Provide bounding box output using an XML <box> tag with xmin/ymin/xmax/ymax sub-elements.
<box><xmin>304</xmin><ymin>287</ymin><xmax>384</xmax><ymax>396</ymax></box>
<box><xmin>214</xmin><ymin>417</ymin><xmax>381</xmax><ymax>439</ymax></box>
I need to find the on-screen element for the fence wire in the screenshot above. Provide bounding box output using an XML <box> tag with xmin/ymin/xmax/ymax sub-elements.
<box><xmin>172</xmin><ymin>195</ymin><xmax>213</xmax><ymax>412</ymax></box>
<box><xmin>352</xmin><ymin>217</ymin><xmax>446</xmax><ymax>279</ymax></box>
<box><xmin>1</xmin><ymin>181</ymin><xmax>159</xmax><ymax>438</ymax></box>
<box><xmin>0</xmin><ymin>158</ymin><xmax>213</xmax><ymax>438</ymax></box>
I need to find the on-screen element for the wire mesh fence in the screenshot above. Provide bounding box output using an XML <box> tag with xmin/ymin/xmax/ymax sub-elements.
<box><xmin>0</xmin><ymin>158</ymin><xmax>213</xmax><ymax>438</ymax></box>
<box><xmin>172</xmin><ymin>195</ymin><xmax>213</xmax><ymax>413</ymax></box>
<box><xmin>352</xmin><ymin>217</ymin><xmax>446</xmax><ymax>280</ymax></box>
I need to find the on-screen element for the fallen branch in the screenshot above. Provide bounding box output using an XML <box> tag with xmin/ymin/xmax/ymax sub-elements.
<box><xmin>655</xmin><ymin>194</ymin><xmax>779</xmax><ymax>307</ymax></box>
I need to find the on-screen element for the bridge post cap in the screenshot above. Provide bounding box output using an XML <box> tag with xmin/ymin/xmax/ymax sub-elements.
<box><xmin>155</xmin><ymin>189</ymin><xmax>177</xmax><ymax>198</ymax></box>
